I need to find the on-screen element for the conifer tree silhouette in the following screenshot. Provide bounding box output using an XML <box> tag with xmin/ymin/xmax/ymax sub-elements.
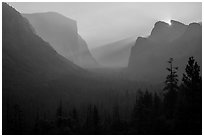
<box><xmin>163</xmin><ymin>58</ymin><xmax>178</xmax><ymax>119</ymax></box>
<box><xmin>182</xmin><ymin>56</ymin><xmax>201</xmax><ymax>102</ymax></box>
<box><xmin>177</xmin><ymin>56</ymin><xmax>202</xmax><ymax>134</ymax></box>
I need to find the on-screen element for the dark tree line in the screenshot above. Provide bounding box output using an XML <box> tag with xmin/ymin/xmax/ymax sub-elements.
<box><xmin>3</xmin><ymin>56</ymin><xmax>202</xmax><ymax>135</ymax></box>
<box><xmin>129</xmin><ymin>56</ymin><xmax>201</xmax><ymax>134</ymax></box>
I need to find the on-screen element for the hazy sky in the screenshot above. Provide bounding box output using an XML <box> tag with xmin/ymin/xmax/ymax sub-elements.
<box><xmin>9</xmin><ymin>2</ymin><xmax>202</xmax><ymax>49</ymax></box>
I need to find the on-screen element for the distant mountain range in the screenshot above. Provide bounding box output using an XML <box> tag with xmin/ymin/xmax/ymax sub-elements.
<box><xmin>23</xmin><ymin>12</ymin><xmax>98</xmax><ymax>68</ymax></box>
<box><xmin>91</xmin><ymin>20</ymin><xmax>201</xmax><ymax>74</ymax></box>
<box><xmin>91</xmin><ymin>37</ymin><xmax>135</xmax><ymax>68</ymax></box>
<box><xmin>128</xmin><ymin>20</ymin><xmax>202</xmax><ymax>83</ymax></box>
<box><xmin>3</xmin><ymin>2</ymin><xmax>201</xmax><ymax>85</ymax></box>
<box><xmin>2</xmin><ymin>2</ymin><xmax>136</xmax><ymax>106</ymax></box>
<box><xmin>2</xmin><ymin>3</ymin><xmax>85</xmax><ymax>90</ymax></box>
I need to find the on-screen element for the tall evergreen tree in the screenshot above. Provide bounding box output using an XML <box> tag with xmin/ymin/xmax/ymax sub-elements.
<box><xmin>182</xmin><ymin>56</ymin><xmax>201</xmax><ymax>103</ymax></box>
<box><xmin>177</xmin><ymin>56</ymin><xmax>202</xmax><ymax>134</ymax></box>
<box><xmin>163</xmin><ymin>58</ymin><xmax>179</xmax><ymax>119</ymax></box>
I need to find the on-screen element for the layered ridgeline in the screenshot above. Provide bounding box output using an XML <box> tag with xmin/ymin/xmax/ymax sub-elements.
<box><xmin>91</xmin><ymin>37</ymin><xmax>135</xmax><ymax>68</ymax></box>
<box><xmin>128</xmin><ymin>20</ymin><xmax>202</xmax><ymax>83</ymax></box>
<box><xmin>2</xmin><ymin>3</ymin><xmax>84</xmax><ymax>84</ymax></box>
<box><xmin>2</xmin><ymin>2</ymin><xmax>87</xmax><ymax>115</ymax></box>
<box><xmin>23</xmin><ymin>12</ymin><xmax>98</xmax><ymax>68</ymax></box>
<box><xmin>2</xmin><ymin>2</ymin><xmax>88</xmax><ymax>133</ymax></box>
<box><xmin>2</xmin><ymin>3</ymin><xmax>140</xmax><ymax>133</ymax></box>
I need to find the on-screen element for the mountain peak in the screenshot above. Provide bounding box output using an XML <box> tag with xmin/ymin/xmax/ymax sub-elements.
<box><xmin>32</xmin><ymin>11</ymin><xmax>76</xmax><ymax>21</ymax></box>
<box><xmin>170</xmin><ymin>20</ymin><xmax>185</xmax><ymax>25</ymax></box>
<box><xmin>128</xmin><ymin>19</ymin><xmax>201</xmax><ymax>82</ymax></box>
<box><xmin>150</xmin><ymin>20</ymin><xmax>187</xmax><ymax>42</ymax></box>
<box><xmin>154</xmin><ymin>20</ymin><xmax>185</xmax><ymax>27</ymax></box>
<box><xmin>154</xmin><ymin>21</ymin><xmax>169</xmax><ymax>27</ymax></box>
<box><xmin>3</xmin><ymin>2</ymin><xmax>82</xmax><ymax>79</ymax></box>
<box><xmin>24</xmin><ymin>12</ymin><xmax>99</xmax><ymax>68</ymax></box>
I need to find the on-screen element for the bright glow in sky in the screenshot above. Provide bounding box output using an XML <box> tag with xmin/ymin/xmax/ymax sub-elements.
<box><xmin>9</xmin><ymin>2</ymin><xmax>202</xmax><ymax>49</ymax></box>
<box><xmin>163</xmin><ymin>19</ymin><xmax>172</xmax><ymax>25</ymax></box>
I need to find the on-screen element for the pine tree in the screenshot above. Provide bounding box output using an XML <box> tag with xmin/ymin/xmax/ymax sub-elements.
<box><xmin>182</xmin><ymin>56</ymin><xmax>201</xmax><ymax>103</ymax></box>
<box><xmin>132</xmin><ymin>90</ymin><xmax>155</xmax><ymax>134</ymax></box>
<box><xmin>163</xmin><ymin>58</ymin><xmax>178</xmax><ymax>119</ymax></box>
<box><xmin>177</xmin><ymin>56</ymin><xmax>202</xmax><ymax>134</ymax></box>
<box><xmin>164</xmin><ymin>58</ymin><xmax>179</xmax><ymax>92</ymax></box>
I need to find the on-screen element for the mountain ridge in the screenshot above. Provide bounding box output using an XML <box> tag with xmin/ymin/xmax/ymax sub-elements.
<box><xmin>2</xmin><ymin>2</ymin><xmax>84</xmax><ymax>85</ymax></box>
<box><xmin>128</xmin><ymin>20</ymin><xmax>202</xmax><ymax>83</ymax></box>
<box><xmin>23</xmin><ymin>12</ymin><xmax>99</xmax><ymax>68</ymax></box>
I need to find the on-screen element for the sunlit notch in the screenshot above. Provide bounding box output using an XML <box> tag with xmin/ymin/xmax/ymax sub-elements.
<box><xmin>165</xmin><ymin>19</ymin><xmax>172</xmax><ymax>25</ymax></box>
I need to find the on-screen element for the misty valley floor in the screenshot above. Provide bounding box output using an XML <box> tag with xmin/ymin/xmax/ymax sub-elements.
<box><xmin>3</xmin><ymin>57</ymin><xmax>202</xmax><ymax>135</ymax></box>
<box><xmin>2</xmin><ymin>2</ymin><xmax>202</xmax><ymax>135</ymax></box>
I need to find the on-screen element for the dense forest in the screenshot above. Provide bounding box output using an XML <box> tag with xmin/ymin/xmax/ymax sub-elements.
<box><xmin>2</xmin><ymin>3</ymin><xmax>202</xmax><ymax>135</ymax></box>
<box><xmin>3</xmin><ymin>57</ymin><xmax>202</xmax><ymax>135</ymax></box>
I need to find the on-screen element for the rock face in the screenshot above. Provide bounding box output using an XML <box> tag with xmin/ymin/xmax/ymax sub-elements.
<box><xmin>128</xmin><ymin>20</ymin><xmax>202</xmax><ymax>83</ymax></box>
<box><xmin>149</xmin><ymin>20</ymin><xmax>188</xmax><ymax>42</ymax></box>
<box><xmin>23</xmin><ymin>12</ymin><xmax>98</xmax><ymax>68</ymax></box>
<box><xmin>2</xmin><ymin>3</ymin><xmax>83</xmax><ymax>86</ymax></box>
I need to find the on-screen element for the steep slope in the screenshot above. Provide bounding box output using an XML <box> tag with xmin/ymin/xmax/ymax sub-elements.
<box><xmin>128</xmin><ymin>20</ymin><xmax>202</xmax><ymax>83</ymax></box>
<box><xmin>23</xmin><ymin>12</ymin><xmax>98</xmax><ymax>68</ymax></box>
<box><xmin>91</xmin><ymin>37</ymin><xmax>135</xmax><ymax>68</ymax></box>
<box><xmin>2</xmin><ymin>3</ymin><xmax>89</xmax><ymax>132</ymax></box>
<box><xmin>2</xmin><ymin>3</ymin><xmax>85</xmax><ymax>89</ymax></box>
